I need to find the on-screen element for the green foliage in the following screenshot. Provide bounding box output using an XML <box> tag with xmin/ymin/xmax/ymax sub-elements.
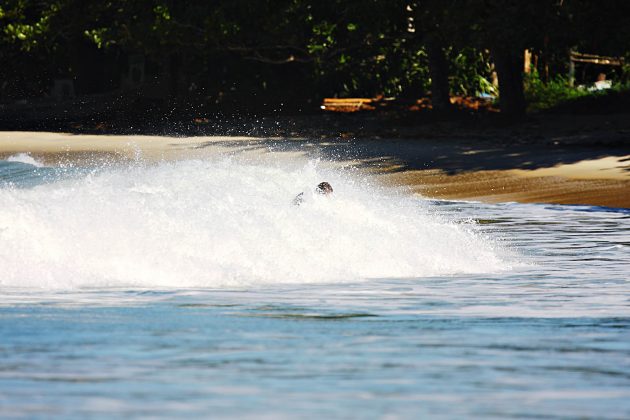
<box><xmin>449</xmin><ymin>48</ymin><xmax>496</xmax><ymax>96</ymax></box>
<box><xmin>308</xmin><ymin>21</ymin><xmax>336</xmax><ymax>55</ymax></box>
<box><xmin>84</xmin><ymin>28</ymin><xmax>113</xmax><ymax>49</ymax></box>
<box><xmin>1</xmin><ymin>0</ymin><xmax>629</xmax><ymax>113</ymax></box>
<box><xmin>1</xmin><ymin>1</ymin><xmax>59</xmax><ymax>51</ymax></box>
<box><xmin>525</xmin><ymin>71</ymin><xmax>590</xmax><ymax>111</ymax></box>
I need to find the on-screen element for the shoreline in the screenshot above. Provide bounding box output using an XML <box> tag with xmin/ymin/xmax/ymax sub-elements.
<box><xmin>1</xmin><ymin>131</ymin><xmax>629</xmax><ymax>209</ymax></box>
<box><xmin>381</xmin><ymin>168</ymin><xmax>630</xmax><ymax>209</ymax></box>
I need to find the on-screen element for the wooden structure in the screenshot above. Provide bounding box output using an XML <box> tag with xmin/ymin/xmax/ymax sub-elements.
<box><xmin>321</xmin><ymin>95</ymin><xmax>496</xmax><ymax>113</ymax></box>
<box><xmin>568</xmin><ymin>51</ymin><xmax>624</xmax><ymax>87</ymax></box>
<box><xmin>570</xmin><ymin>52</ymin><xmax>624</xmax><ymax>67</ymax></box>
<box><xmin>320</xmin><ymin>97</ymin><xmax>379</xmax><ymax>112</ymax></box>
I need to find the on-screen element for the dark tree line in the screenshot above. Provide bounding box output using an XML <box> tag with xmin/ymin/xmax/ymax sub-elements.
<box><xmin>1</xmin><ymin>0</ymin><xmax>629</xmax><ymax>116</ymax></box>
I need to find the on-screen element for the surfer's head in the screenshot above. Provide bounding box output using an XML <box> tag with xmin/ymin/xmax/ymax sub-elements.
<box><xmin>316</xmin><ymin>182</ymin><xmax>333</xmax><ymax>195</ymax></box>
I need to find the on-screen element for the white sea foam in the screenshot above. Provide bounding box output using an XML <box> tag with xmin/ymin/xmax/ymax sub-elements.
<box><xmin>0</xmin><ymin>157</ymin><xmax>510</xmax><ymax>289</ymax></box>
<box><xmin>6</xmin><ymin>153</ymin><xmax>46</xmax><ymax>167</ymax></box>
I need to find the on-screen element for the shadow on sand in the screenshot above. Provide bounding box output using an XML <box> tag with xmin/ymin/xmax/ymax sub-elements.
<box><xmin>175</xmin><ymin>136</ymin><xmax>630</xmax><ymax>175</ymax></box>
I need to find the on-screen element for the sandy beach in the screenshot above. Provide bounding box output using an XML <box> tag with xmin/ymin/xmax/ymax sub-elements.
<box><xmin>1</xmin><ymin>131</ymin><xmax>629</xmax><ymax>208</ymax></box>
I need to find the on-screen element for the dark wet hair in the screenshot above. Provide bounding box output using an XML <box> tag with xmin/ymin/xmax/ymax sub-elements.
<box><xmin>316</xmin><ymin>182</ymin><xmax>333</xmax><ymax>195</ymax></box>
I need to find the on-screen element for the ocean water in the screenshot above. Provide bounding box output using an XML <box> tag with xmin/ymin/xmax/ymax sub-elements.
<box><xmin>1</xmin><ymin>152</ymin><xmax>629</xmax><ymax>419</ymax></box>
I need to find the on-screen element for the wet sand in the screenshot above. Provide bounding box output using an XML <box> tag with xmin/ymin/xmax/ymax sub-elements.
<box><xmin>1</xmin><ymin>131</ymin><xmax>629</xmax><ymax>208</ymax></box>
<box><xmin>383</xmin><ymin>168</ymin><xmax>630</xmax><ymax>209</ymax></box>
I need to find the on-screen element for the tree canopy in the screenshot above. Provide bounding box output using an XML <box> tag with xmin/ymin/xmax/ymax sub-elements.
<box><xmin>1</xmin><ymin>0</ymin><xmax>629</xmax><ymax>115</ymax></box>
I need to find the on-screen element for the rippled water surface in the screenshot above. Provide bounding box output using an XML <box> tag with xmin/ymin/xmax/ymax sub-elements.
<box><xmin>1</xmin><ymin>154</ymin><xmax>629</xmax><ymax>418</ymax></box>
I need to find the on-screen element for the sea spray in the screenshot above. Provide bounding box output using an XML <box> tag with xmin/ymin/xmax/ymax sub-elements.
<box><xmin>0</xmin><ymin>156</ymin><xmax>510</xmax><ymax>288</ymax></box>
<box><xmin>6</xmin><ymin>153</ymin><xmax>46</xmax><ymax>167</ymax></box>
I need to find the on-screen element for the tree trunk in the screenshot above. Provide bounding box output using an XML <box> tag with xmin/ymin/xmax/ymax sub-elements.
<box><xmin>523</xmin><ymin>49</ymin><xmax>532</xmax><ymax>74</ymax></box>
<box><xmin>426</xmin><ymin>38</ymin><xmax>451</xmax><ymax>112</ymax></box>
<box><xmin>493</xmin><ymin>48</ymin><xmax>526</xmax><ymax>117</ymax></box>
<box><xmin>568</xmin><ymin>48</ymin><xmax>576</xmax><ymax>87</ymax></box>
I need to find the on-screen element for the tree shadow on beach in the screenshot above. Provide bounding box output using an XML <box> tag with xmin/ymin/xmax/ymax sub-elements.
<box><xmin>176</xmin><ymin>135</ymin><xmax>630</xmax><ymax>176</ymax></box>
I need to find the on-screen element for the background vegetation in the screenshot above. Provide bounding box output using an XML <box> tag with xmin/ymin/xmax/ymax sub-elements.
<box><xmin>1</xmin><ymin>0</ymin><xmax>629</xmax><ymax>116</ymax></box>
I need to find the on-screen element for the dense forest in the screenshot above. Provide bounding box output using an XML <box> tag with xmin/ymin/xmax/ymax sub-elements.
<box><xmin>1</xmin><ymin>0</ymin><xmax>629</xmax><ymax>116</ymax></box>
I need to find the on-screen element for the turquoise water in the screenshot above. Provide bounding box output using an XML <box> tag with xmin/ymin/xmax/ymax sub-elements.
<box><xmin>1</xmin><ymin>154</ymin><xmax>629</xmax><ymax>418</ymax></box>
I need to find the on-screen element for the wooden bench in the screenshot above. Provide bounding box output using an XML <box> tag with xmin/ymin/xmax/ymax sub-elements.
<box><xmin>321</xmin><ymin>97</ymin><xmax>377</xmax><ymax>112</ymax></box>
